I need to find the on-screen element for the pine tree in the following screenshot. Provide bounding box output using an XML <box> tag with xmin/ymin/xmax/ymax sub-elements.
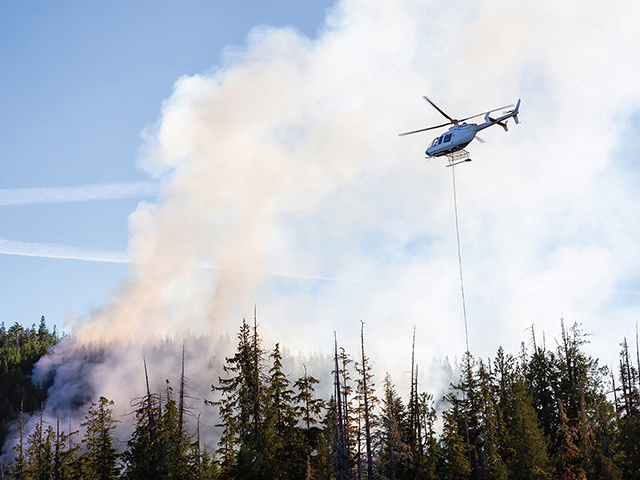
<box><xmin>0</xmin><ymin>319</ymin><xmax>58</xmax><ymax>447</ymax></box>
<box><xmin>268</xmin><ymin>344</ymin><xmax>296</xmax><ymax>432</ymax></box>
<box><xmin>617</xmin><ymin>337</ymin><xmax>640</xmax><ymax>418</ymax></box>
<box><xmin>80</xmin><ymin>396</ymin><xmax>120</xmax><ymax>480</ymax></box>
<box><xmin>211</xmin><ymin>316</ymin><xmax>269</xmax><ymax>479</ymax></box>
<box><xmin>336</xmin><ymin>345</ymin><xmax>355</xmax><ymax>472</ymax></box>
<box><xmin>10</xmin><ymin>401</ymin><xmax>27</xmax><ymax>479</ymax></box>
<box><xmin>52</xmin><ymin>417</ymin><xmax>81</xmax><ymax>480</ymax></box>
<box><xmin>24</xmin><ymin>408</ymin><xmax>55</xmax><ymax>480</ymax></box>
<box><xmin>417</xmin><ymin>391</ymin><xmax>438</xmax><ymax>479</ymax></box>
<box><xmin>438</xmin><ymin>406</ymin><xmax>471</xmax><ymax>480</ymax></box>
<box><xmin>476</xmin><ymin>358</ymin><xmax>508</xmax><ymax>480</ymax></box>
<box><xmin>122</xmin><ymin>359</ymin><xmax>162</xmax><ymax>479</ymax></box>
<box><xmin>332</xmin><ymin>335</ymin><xmax>349</xmax><ymax>480</ymax></box>
<box><xmin>555</xmin><ymin>399</ymin><xmax>585</xmax><ymax>480</ymax></box>
<box><xmin>378</xmin><ymin>373</ymin><xmax>412</xmax><ymax>480</ymax></box>
<box><xmin>267</xmin><ymin>343</ymin><xmax>304</xmax><ymax>479</ymax></box>
<box><xmin>495</xmin><ymin>347</ymin><xmax>551</xmax><ymax>480</ymax></box>
<box><xmin>214</xmin><ymin>395</ymin><xmax>237</xmax><ymax>478</ymax></box>
<box><xmin>294</xmin><ymin>366</ymin><xmax>323</xmax><ymax>431</ymax></box>
<box><xmin>158</xmin><ymin>381</ymin><xmax>192</xmax><ymax>478</ymax></box>
<box><xmin>407</xmin><ymin>327</ymin><xmax>421</xmax><ymax>474</ymax></box>
<box><xmin>614</xmin><ymin>337</ymin><xmax>640</xmax><ymax>479</ymax></box>
<box><xmin>356</xmin><ymin>321</ymin><xmax>377</xmax><ymax>480</ymax></box>
<box><xmin>443</xmin><ymin>351</ymin><xmax>478</xmax><ymax>478</ymax></box>
<box><xmin>526</xmin><ymin>333</ymin><xmax>561</xmax><ymax>444</ymax></box>
<box><xmin>555</xmin><ymin>321</ymin><xmax>612</xmax><ymax>477</ymax></box>
<box><xmin>291</xmin><ymin>366</ymin><xmax>325</xmax><ymax>479</ymax></box>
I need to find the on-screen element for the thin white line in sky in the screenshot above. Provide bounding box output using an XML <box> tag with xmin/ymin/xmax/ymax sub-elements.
<box><xmin>0</xmin><ymin>238</ymin><xmax>129</xmax><ymax>264</ymax></box>
<box><xmin>0</xmin><ymin>238</ymin><xmax>404</xmax><ymax>286</ymax></box>
<box><xmin>0</xmin><ymin>182</ymin><xmax>159</xmax><ymax>206</ymax></box>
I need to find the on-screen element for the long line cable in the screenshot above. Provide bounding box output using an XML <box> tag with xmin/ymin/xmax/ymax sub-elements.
<box><xmin>451</xmin><ymin>163</ymin><xmax>473</xmax><ymax>468</ymax></box>
<box><xmin>451</xmin><ymin>165</ymin><xmax>470</xmax><ymax>353</ymax></box>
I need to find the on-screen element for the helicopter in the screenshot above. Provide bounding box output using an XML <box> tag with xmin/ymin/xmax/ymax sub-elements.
<box><xmin>399</xmin><ymin>96</ymin><xmax>521</xmax><ymax>166</ymax></box>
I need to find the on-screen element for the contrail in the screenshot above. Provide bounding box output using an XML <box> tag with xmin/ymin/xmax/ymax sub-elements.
<box><xmin>0</xmin><ymin>238</ymin><xmax>409</xmax><ymax>286</ymax></box>
<box><xmin>0</xmin><ymin>181</ymin><xmax>159</xmax><ymax>206</ymax></box>
<box><xmin>0</xmin><ymin>238</ymin><xmax>129</xmax><ymax>264</ymax></box>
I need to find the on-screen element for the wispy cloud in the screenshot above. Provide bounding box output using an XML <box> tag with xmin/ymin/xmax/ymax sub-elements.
<box><xmin>0</xmin><ymin>238</ymin><xmax>129</xmax><ymax>263</ymax></box>
<box><xmin>0</xmin><ymin>182</ymin><xmax>159</xmax><ymax>206</ymax></box>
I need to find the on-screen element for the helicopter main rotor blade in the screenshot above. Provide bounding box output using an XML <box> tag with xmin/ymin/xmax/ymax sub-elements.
<box><xmin>398</xmin><ymin>121</ymin><xmax>453</xmax><ymax>136</ymax></box>
<box><xmin>423</xmin><ymin>96</ymin><xmax>455</xmax><ymax>123</ymax></box>
<box><xmin>459</xmin><ymin>104</ymin><xmax>514</xmax><ymax>123</ymax></box>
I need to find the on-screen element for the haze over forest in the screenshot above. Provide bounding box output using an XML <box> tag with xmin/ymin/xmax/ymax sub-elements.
<box><xmin>1</xmin><ymin>0</ymin><xmax>640</xmax><ymax>478</ymax></box>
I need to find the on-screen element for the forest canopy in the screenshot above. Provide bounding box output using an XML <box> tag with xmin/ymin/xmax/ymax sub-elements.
<box><xmin>0</xmin><ymin>315</ymin><xmax>638</xmax><ymax>480</ymax></box>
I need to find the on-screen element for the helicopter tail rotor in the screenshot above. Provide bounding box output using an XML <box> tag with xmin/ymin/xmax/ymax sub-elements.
<box><xmin>506</xmin><ymin>99</ymin><xmax>521</xmax><ymax>124</ymax></box>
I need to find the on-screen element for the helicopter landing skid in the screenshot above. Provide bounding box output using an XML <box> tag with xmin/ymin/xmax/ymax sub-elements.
<box><xmin>444</xmin><ymin>150</ymin><xmax>471</xmax><ymax>167</ymax></box>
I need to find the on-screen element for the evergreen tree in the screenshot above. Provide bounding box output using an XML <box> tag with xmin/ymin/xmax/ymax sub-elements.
<box><xmin>495</xmin><ymin>348</ymin><xmax>551</xmax><ymax>480</ymax></box>
<box><xmin>555</xmin><ymin>399</ymin><xmax>585</xmax><ymax>480</ymax></box>
<box><xmin>294</xmin><ymin>366</ymin><xmax>323</xmax><ymax>430</ymax></box>
<box><xmin>211</xmin><ymin>317</ymin><xmax>270</xmax><ymax>479</ymax></box>
<box><xmin>267</xmin><ymin>343</ymin><xmax>304</xmax><ymax>479</ymax></box>
<box><xmin>81</xmin><ymin>397</ymin><xmax>120</xmax><ymax>480</ymax></box>
<box><xmin>53</xmin><ymin>418</ymin><xmax>81</xmax><ymax>480</ymax></box>
<box><xmin>356</xmin><ymin>321</ymin><xmax>377</xmax><ymax>480</ymax></box>
<box><xmin>615</xmin><ymin>337</ymin><xmax>640</xmax><ymax>479</ymax></box>
<box><xmin>121</xmin><ymin>360</ymin><xmax>162</xmax><ymax>479</ymax></box>
<box><xmin>336</xmin><ymin>345</ymin><xmax>355</xmax><ymax>472</ymax></box>
<box><xmin>443</xmin><ymin>351</ymin><xmax>478</xmax><ymax>478</ymax></box>
<box><xmin>214</xmin><ymin>395</ymin><xmax>238</xmax><ymax>478</ymax></box>
<box><xmin>526</xmin><ymin>334</ymin><xmax>561</xmax><ymax>445</ymax></box>
<box><xmin>268</xmin><ymin>344</ymin><xmax>296</xmax><ymax>432</ymax></box>
<box><xmin>555</xmin><ymin>321</ymin><xmax>612</xmax><ymax>477</ymax></box>
<box><xmin>158</xmin><ymin>381</ymin><xmax>191</xmax><ymax>478</ymax></box>
<box><xmin>24</xmin><ymin>409</ymin><xmax>55</xmax><ymax>480</ymax></box>
<box><xmin>476</xmin><ymin>358</ymin><xmax>508</xmax><ymax>480</ymax></box>
<box><xmin>417</xmin><ymin>391</ymin><xmax>439</xmax><ymax>479</ymax></box>
<box><xmin>332</xmin><ymin>335</ymin><xmax>350</xmax><ymax>480</ymax></box>
<box><xmin>0</xmin><ymin>318</ymin><xmax>59</xmax><ymax>446</ymax></box>
<box><xmin>378</xmin><ymin>373</ymin><xmax>412</xmax><ymax>480</ymax></box>
<box><xmin>10</xmin><ymin>401</ymin><xmax>27</xmax><ymax>479</ymax></box>
<box><xmin>438</xmin><ymin>406</ymin><xmax>471</xmax><ymax>480</ymax></box>
<box><xmin>294</xmin><ymin>365</ymin><xmax>325</xmax><ymax>479</ymax></box>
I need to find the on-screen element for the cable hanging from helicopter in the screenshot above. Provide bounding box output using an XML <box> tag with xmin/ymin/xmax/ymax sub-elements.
<box><xmin>399</xmin><ymin>96</ymin><xmax>521</xmax><ymax>167</ymax></box>
<box><xmin>398</xmin><ymin>95</ymin><xmax>522</xmax><ymax>349</ymax></box>
<box><xmin>399</xmin><ymin>96</ymin><xmax>522</xmax><ymax>458</ymax></box>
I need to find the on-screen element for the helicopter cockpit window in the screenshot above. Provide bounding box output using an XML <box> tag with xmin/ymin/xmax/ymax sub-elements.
<box><xmin>431</xmin><ymin>138</ymin><xmax>439</xmax><ymax>147</ymax></box>
<box><xmin>437</xmin><ymin>136</ymin><xmax>444</xmax><ymax>145</ymax></box>
<box><xmin>444</xmin><ymin>133</ymin><xmax>452</xmax><ymax>143</ymax></box>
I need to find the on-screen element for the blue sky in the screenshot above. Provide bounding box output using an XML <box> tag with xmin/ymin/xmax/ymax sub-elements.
<box><xmin>1</xmin><ymin>0</ymin><xmax>640</xmax><ymax>384</ymax></box>
<box><xmin>0</xmin><ymin>0</ymin><xmax>334</xmax><ymax>329</ymax></box>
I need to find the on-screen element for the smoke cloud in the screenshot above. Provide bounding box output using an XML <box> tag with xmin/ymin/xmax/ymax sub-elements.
<box><xmin>6</xmin><ymin>0</ymin><xmax>640</xmax><ymax>457</ymax></box>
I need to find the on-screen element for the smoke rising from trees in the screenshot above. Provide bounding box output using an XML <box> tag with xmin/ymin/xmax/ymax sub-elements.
<box><xmin>4</xmin><ymin>0</ymin><xmax>640</xmax><ymax>466</ymax></box>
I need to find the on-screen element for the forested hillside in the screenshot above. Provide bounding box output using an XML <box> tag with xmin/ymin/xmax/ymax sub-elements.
<box><xmin>1</xmin><ymin>316</ymin><xmax>639</xmax><ymax>479</ymax></box>
<box><xmin>0</xmin><ymin>317</ymin><xmax>58</xmax><ymax>448</ymax></box>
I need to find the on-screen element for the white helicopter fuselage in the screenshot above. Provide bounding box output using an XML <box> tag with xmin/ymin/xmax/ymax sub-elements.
<box><xmin>425</xmin><ymin>123</ymin><xmax>478</xmax><ymax>157</ymax></box>
<box><xmin>425</xmin><ymin>99</ymin><xmax>520</xmax><ymax>158</ymax></box>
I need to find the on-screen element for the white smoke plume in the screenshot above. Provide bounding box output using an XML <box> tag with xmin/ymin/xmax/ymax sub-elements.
<box><xmin>5</xmin><ymin>0</ymin><xmax>640</xmax><ymax>457</ymax></box>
